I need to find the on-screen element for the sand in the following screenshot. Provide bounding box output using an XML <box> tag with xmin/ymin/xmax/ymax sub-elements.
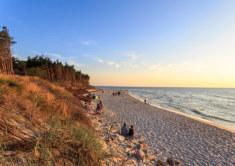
<box><xmin>99</xmin><ymin>90</ymin><xmax>235</xmax><ymax>166</ymax></box>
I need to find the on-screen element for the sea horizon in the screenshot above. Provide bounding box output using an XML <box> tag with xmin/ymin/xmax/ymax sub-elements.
<box><xmin>98</xmin><ymin>86</ymin><xmax>235</xmax><ymax>131</ymax></box>
<box><xmin>96</xmin><ymin>85</ymin><xmax>235</xmax><ymax>89</ymax></box>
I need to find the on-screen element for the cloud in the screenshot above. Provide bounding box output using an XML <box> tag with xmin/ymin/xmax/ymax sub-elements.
<box><xmin>47</xmin><ymin>53</ymin><xmax>62</xmax><ymax>59</ymax></box>
<box><xmin>120</xmin><ymin>61</ymin><xmax>139</xmax><ymax>69</ymax></box>
<box><xmin>97</xmin><ymin>58</ymin><xmax>104</xmax><ymax>63</ymax></box>
<box><xmin>115</xmin><ymin>64</ymin><xmax>121</xmax><ymax>68</ymax></box>
<box><xmin>81</xmin><ymin>40</ymin><xmax>97</xmax><ymax>46</ymax></box>
<box><xmin>148</xmin><ymin>64</ymin><xmax>159</xmax><ymax>71</ymax></box>
<box><xmin>95</xmin><ymin>58</ymin><xmax>121</xmax><ymax>68</ymax></box>
<box><xmin>31</xmin><ymin>51</ymin><xmax>63</xmax><ymax>59</ymax></box>
<box><xmin>105</xmin><ymin>60</ymin><xmax>121</xmax><ymax>68</ymax></box>
<box><xmin>12</xmin><ymin>53</ymin><xmax>21</xmax><ymax>58</ymax></box>
<box><xmin>31</xmin><ymin>51</ymin><xmax>87</xmax><ymax>70</ymax></box>
<box><xmin>107</xmin><ymin>61</ymin><xmax>114</xmax><ymax>66</ymax></box>
<box><xmin>126</xmin><ymin>52</ymin><xmax>139</xmax><ymax>60</ymax></box>
<box><xmin>69</xmin><ymin>61</ymin><xmax>85</xmax><ymax>70</ymax></box>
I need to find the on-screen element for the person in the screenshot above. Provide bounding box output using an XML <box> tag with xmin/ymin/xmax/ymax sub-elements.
<box><xmin>96</xmin><ymin>102</ymin><xmax>100</xmax><ymax>113</ymax></box>
<box><xmin>129</xmin><ymin>125</ymin><xmax>134</xmax><ymax>138</ymax></box>
<box><xmin>99</xmin><ymin>100</ymin><xmax>103</xmax><ymax>111</ymax></box>
<box><xmin>144</xmin><ymin>99</ymin><xmax>147</xmax><ymax>104</ymax></box>
<box><xmin>121</xmin><ymin>123</ymin><xmax>129</xmax><ymax>136</ymax></box>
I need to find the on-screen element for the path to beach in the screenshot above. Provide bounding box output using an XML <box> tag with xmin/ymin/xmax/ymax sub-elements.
<box><xmin>100</xmin><ymin>90</ymin><xmax>235</xmax><ymax>166</ymax></box>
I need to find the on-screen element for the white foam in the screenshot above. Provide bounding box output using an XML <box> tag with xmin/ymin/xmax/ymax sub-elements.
<box><xmin>129</xmin><ymin>92</ymin><xmax>235</xmax><ymax>133</ymax></box>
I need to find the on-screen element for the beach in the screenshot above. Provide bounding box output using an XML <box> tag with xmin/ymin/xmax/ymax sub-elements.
<box><xmin>100</xmin><ymin>90</ymin><xmax>235</xmax><ymax>165</ymax></box>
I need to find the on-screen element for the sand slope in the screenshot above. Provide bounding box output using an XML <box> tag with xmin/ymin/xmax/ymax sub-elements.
<box><xmin>100</xmin><ymin>90</ymin><xmax>235</xmax><ymax>166</ymax></box>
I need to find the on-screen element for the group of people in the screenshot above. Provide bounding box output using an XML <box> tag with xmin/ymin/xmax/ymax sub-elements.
<box><xmin>121</xmin><ymin>123</ymin><xmax>134</xmax><ymax>138</ymax></box>
<box><xmin>112</xmin><ymin>91</ymin><xmax>121</xmax><ymax>96</ymax></box>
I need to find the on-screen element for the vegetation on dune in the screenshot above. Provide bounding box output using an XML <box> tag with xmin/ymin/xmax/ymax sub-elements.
<box><xmin>0</xmin><ymin>26</ymin><xmax>102</xmax><ymax>165</ymax></box>
<box><xmin>13</xmin><ymin>56</ymin><xmax>90</xmax><ymax>88</ymax></box>
<box><xmin>0</xmin><ymin>75</ymin><xmax>103</xmax><ymax>166</ymax></box>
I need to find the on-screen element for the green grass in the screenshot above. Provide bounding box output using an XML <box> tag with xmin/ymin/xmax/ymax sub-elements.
<box><xmin>71</xmin><ymin>124</ymin><xmax>104</xmax><ymax>166</ymax></box>
<box><xmin>30</xmin><ymin>115</ymin><xmax>104</xmax><ymax>166</ymax></box>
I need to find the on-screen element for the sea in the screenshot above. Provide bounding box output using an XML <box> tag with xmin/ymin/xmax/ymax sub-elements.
<box><xmin>99</xmin><ymin>86</ymin><xmax>235</xmax><ymax>130</ymax></box>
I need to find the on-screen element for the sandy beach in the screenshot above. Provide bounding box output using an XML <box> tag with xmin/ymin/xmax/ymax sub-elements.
<box><xmin>100</xmin><ymin>90</ymin><xmax>235</xmax><ymax>166</ymax></box>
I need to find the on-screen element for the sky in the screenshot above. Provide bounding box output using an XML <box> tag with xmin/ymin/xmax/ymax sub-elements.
<box><xmin>0</xmin><ymin>0</ymin><xmax>235</xmax><ymax>87</ymax></box>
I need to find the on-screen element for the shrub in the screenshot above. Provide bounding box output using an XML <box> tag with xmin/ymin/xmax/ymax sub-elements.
<box><xmin>71</xmin><ymin>124</ymin><xmax>104</xmax><ymax>166</ymax></box>
<box><xmin>29</xmin><ymin>93</ymin><xmax>45</xmax><ymax>108</ymax></box>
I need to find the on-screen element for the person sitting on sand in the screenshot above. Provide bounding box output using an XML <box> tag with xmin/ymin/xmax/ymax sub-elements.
<box><xmin>129</xmin><ymin>125</ymin><xmax>134</xmax><ymax>138</ymax></box>
<box><xmin>144</xmin><ymin>99</ymin><xmax>147</xmax><ymax>104</ymax></box>
<box><xmin>99</xmin><ymin>100</ymin><xmax>103</xmax><ymax>110</ymax></box>
<box><xmin>96</xmin><ymin>102</ymin><xmax>101</xmax><ymax>114</ymax></box>
<box><xmin>121</xmin><ymin>123</ymin><xmax>129</xmax><ymax>136</ymax></box>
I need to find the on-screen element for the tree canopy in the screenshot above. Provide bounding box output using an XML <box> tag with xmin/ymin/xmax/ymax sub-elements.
<box><xmin>13</xmin><ymin>56</ymin><xmax>90</xmax><ymax>88</ymax></box>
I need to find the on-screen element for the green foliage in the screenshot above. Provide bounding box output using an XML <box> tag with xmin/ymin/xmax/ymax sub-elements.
<box><xmin>13</xmin><ymin>56</ymin><xmax>90</xmax><ymax>87</ymax></box>
<box><xmin>12</xmin><ymin>57</ymin><xmax>27</xmax><ymax>75</ymax></box>
<box><xmin>71</xmin><ymin>124</ymin><xmax>104</xmax><ymax>165</ymax></box>
<box><xmin>33</xmin><ymin>117</ymin><xmax>103</xmax><ymax>166</ymax></box>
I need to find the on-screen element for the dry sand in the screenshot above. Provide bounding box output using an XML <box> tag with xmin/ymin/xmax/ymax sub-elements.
<box><xmin>99</xmin><ymin>90</ymin><xmax>235</xmax><ymax>166</ymax></box>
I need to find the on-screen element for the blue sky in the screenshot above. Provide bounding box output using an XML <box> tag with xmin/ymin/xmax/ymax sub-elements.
<box><xmin>1</xmin><ymin>0</ymin><xmax>235</xmax><ymax>87</ymax></box>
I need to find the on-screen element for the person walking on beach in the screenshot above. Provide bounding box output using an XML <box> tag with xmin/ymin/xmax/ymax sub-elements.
<box><xmin>129</xmin><ymin>125</ymin><xmax>134</xmax><ymax>138</ymax></box>
<box><xmin>121</xmin><ymin>123</ymin><xmax>129</xmax><ymax>136</ymax></box>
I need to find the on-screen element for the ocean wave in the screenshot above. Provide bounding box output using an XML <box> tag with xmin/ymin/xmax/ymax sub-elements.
<box><xmin>100</xmin><ymin>86</ymin><xmax>235</xmax><ymax>129</ymax></box>
<box><xmin>127</xmin><ymin>88</ymin><xmax>235</xmax><ymax>130</ymax></box>
<box><xmin>189</xmin><ymin>108</ymin><xmax>235</xmax><ymax>124</ymax></box>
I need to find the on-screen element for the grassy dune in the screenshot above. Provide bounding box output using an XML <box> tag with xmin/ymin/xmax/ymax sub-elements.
<box><xmin>0</xmin><ymin>74</ymin><xmax>103</xmax><ymax>165</ymax></box>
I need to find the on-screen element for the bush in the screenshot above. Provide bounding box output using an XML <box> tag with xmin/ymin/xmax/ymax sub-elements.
<box><xmin>71</xmin><ymin>124</ymin><xmax>104</xmax><ymax>166</ymax></box>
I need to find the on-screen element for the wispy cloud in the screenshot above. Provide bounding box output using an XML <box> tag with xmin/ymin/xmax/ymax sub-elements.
<box><xmin>148</xmin><ymin>64</ymin><xmax>159</xmax><ymax>71</ymax></box>
<box><xmin>47</xmin><ymin>53</ymin><xmax>62</xmax><ymax>59</ymax></box>
<box><xmin>31</xmin><ymin>51</ymin><xmax>86</xmax><ymax>70</ymax></box>
<box><xmin>31</xmin><ymin>51</ymin><xmax>63</xmax><ymax>59</ymax></box>
<box><xmin>95</xmin><ymin>58</ymin><xmax>121</xmax><ymax>68</ymax></box>
<box><xmin>81</xmin><ymin>40</ymin><xmax>97</xmax><ymax>46</ymax></box>
<box><xmin>125</xmin><ymin>51</ymin><xmax>140</xmax><ymax>60</ymax></box>
<box><xmin>96</xmin><ymin>58</ymin><xmax>104</xmax><ymax>63</ymax></box>
<box><xmin>12</xmin><ymin>53</ymin><xmax>21</xmax><ymax>58</ymax></box>
<box><xmin>68</xmin><ymin>61</ymin><xmax>86</xmax><ymax>70</ymax></box>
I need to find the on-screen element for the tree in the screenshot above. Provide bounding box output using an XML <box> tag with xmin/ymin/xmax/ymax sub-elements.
<box><xmin>13</xmin><ymin>55</ymin><xmax>90</xmax><ymax>88</ymax></box>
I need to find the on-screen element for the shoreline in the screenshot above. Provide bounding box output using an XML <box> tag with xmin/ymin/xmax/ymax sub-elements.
<box><xmin>128</xmin><ymin>92</ymin><xmax>235</xmax><ymax>134</ymax></box>
<box><xmin>100</xmin><ymin>89</ymin><xmax>235</xmax><ymax>165</ymax></box>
